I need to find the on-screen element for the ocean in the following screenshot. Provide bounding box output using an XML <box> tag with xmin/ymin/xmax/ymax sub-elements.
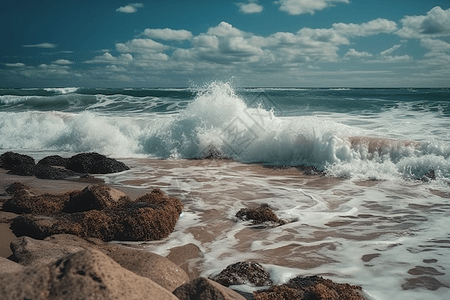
<box><xmin>1</xmin><ymin>82</ymin><xmax>450</xmax><ymax>299</ymax></box>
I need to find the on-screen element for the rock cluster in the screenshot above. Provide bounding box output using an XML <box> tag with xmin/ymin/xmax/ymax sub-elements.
<box><xmin>0</xmin><ymin>151</ymin><xmax>130</xmax><ymax>180</ymax></box>
<box><xmin>5</xmin><ymin>183</ymin><xmax>183</xmax><ymax>241</ymax></box>
<box><xmin>0</xmin><ymin>234</ymin><xmax>247</xmax><ymax>300</ymax></box>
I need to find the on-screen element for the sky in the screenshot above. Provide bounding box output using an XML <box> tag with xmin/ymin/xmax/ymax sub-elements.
<box><xmin>1</xmin><ymin>0</ymin><xmax>450</xmax><ymax>88</ymax></box>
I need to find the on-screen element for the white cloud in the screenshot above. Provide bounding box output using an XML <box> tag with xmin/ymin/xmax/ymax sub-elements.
<box><xmin>333</xmin><ymin>19</ymin><xmax>398</xmax><ymax>37</ymax></box>
<box><xmin>143</xmin><ymin>28</ymin><xmax>193</xmax><ymax>41</ymax></box>
<box><xmin>398</xmin><ymin>6</ymin><xmax>450</xmax><ymax>39</ymax></box>
<box><xmin>23</xmin><ymin>43</ymin><xmax>57</xmax><ymax>48</ymax></box>
<box><xmin>237</xmin><ymin>1</ymin><xmax>263</xmax><ymax>14</ymax></box>
<box><xmin>116</xmin><ymin>3</ymin><xmax>143</xmax><ymax>13</ymax></box>
<box><xmin>85</xmin><ymin>52</ymin><xmax>133</xmax><ymax>64</ymax></box>
<box><xmin>276</xmin><ymin>0</ymin><xmax>349</xmax><ymax>15</ymax></box>
<box><xmin>380</xmin><ymin>44</ymin><xmax>401</xmax><ymax>57</ymax></box>
<box><xmin>53</xmin><ymin>59</ymin><xmax>73</xmax><ymax>65</ymax></box>
<box><xmin>5</xmin><ymin>63</ymin><xmax>25</xmax><ymax>67</ymax></box>
<box><xmin>207</xmin><ymin>22</ymin><xmax>245</xmax><ymax>37</ymax></box>
<box><xmin>116</xmin><ymin>39</ymin><xmax>168</xmax><ymax>53</ymax></box>
<box><xmin>344</xmin><ymin>49</ymin><xmax>373</xmax><ymax>59</ymax></box>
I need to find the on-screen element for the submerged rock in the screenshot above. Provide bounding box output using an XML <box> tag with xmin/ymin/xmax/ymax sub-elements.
<box><xmin>210</xmin><ymin>261</ymin><xmax>272</xmax><ymax>287</ymax></box>
<box><xmin>253</xmin><ymin>275</ymin><xmax>365</xmax><ymax>300</ymax></box>
<box><xmin>0</xmin><ymin>249</ymin><xmax>179</xmax><ymax>300</ymax></box>
<box><xmin>236</xmin><ymin>204</ymin><xmax>286</xmax><ymax>226</ymax></box>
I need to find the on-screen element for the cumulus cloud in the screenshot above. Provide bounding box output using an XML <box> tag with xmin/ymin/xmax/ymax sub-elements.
<box><xmin>116</xmin><ymin>39</ymin><xmax>168</xmax><ymax>53</ymax></box>
<box><xmin>398</xmin><ymin>6</ymin><xmax>450</xmax><ymax>38</ymax></box>
<box><xmin>333</xmin><ymin>18</ymin><xmax>398</xmax><ymax>37</ymax></box>
<box><xmin>85</xmin><ymin>52</ymin><xmax>133</xmax><ymax>64</ymax></box>
<box><xmin>237</xmin><ymin>1</ymin><xmax>263</xmax><ymax>14</ymax></box>
<box><xmin>116</xmin><ymin>3</ymin><xmax>143</xmax><ymax>13</ymax></box>
<box><xmin>23</xmin><ymin>43</ymin><xmax>57</xmax><ymax>48</ymax></box>
<box><xmin>143</xmin><ymin>28</ymin><xmax>193</xmax><ymax>41</ymax></box>
<box><xmin>53</xmin><ymin>59</ymin><xmax>73</xmax><ymax>65</ymax></box>
<box><xmin>276</xmin><ymin>0</ymin><xmax>349</xmax><ymax>15</ymax></box>
<box><xmin>4</xmin><ymin>63</ymin><xmax>25</xmax><ymax>67</ymax></box>
<box><xmin>344</xmin><ymin>49</ymin><xmax>373</xmax><ymax>59</ymax></box>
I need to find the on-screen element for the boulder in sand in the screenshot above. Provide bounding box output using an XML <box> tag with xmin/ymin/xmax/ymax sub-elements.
<box><xmin>0</xmin><ymin>249</ymin><xmax>179</xmax><ymax>300</ymax></box>
<box><xmin>173</xmin><ymin>277</ymin><xmax>246</xmax><ymax>300</ymax></box>
<box><xmin>64</xmin><ymin>184</ymin><xmax>130</xmax><ymax>213</ymax></box>
<box><xmin>9</xmin><ymin>187</ymin><xmax>183</xmax><ymax>242</ymax></box>
<box><xmin>0</xmin><ymin>152</ymin><xmax>34</xmax><ymax>170</ymax></box>
<box><xmin>66</xmin><ymin>152</ymin><xmax>130</xmax><ymax>174</ymax></box>
<box><xmin>37</xmin><ymin>155</ymin><xmax>69</xmax><ymax>167</ymax></box>
<box><xmin>9</xmin><ymin>234</ymin><xmax>189</xmax><ymax>292</ymax></box>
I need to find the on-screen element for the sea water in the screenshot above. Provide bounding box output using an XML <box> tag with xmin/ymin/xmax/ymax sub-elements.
<box><xmin>1</xmin><ymin>82</ymin><xmax>450</xmax><ymax>299</ymax></box>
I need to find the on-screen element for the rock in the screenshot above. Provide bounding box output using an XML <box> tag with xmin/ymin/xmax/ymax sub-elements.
<box><xmin>66</xmin><ymin>152</ymin><xmax>130</xmax><ymax>174</ymax></box>
<box><xmin>3</xmin><ymin>182</ymin><xmax>77</xmax><ymax>214</ymax></box>
<box><xmin>236</xmin><ymin>204</ymin><xmax>286</xmax><ymax>226</ymax></box>
<box><xmin>4</xmin><ymin>182</ymin><xmax>33</xmax><ymax>196</ymax></box>
<box><xmin>0</xmin><ymin>257</ymin><xmax>23</xmax><ymax>274</ymax></box>
<box><xmin>9</xmin><ymin>234</ymin><xmax>189</xmax><ymax>291</ymax></box>
<box><xmin>0</xmin><ymin>152</ymin><xmax>35</xmax><ymax>170</ymax></box>
<box><xmin>8</xmin><ymin>163</ymin><xmax>81</xmax><ymax>180</ymax></box>
<box><xmin>210</xmin><ymin>261</ymin><xmax>272</xmax><ymax>287</ymax></box>
<box><xmin>421</xmin><ymin>170</ymin><xmax>436</xmax><ymax>182</ymax></box>
<box><xmin>10</xmin><ymin>236</ymin><xmax>85</xmax><ymax>266</ymax></box>
<box><xmin>109</xmin><ymin>247</ymin><xmax>189</xmax><ymax>292</ymax></box>
<box><xmin>166</xmin><ymin>243</ymin><xmax>203</xmax><ymax>280</ymax></box>
<box><xmin>114</xmin><ymin>189</ymin><xmax>183</xmax><ymax>241</ymax></box>
<box><xmin>173</xmin><ymin>277</ymin><xmax>247</xmax><ymax>300</ymax></box>
<box><xmin>9</xmin><ymin>188</ymin><xmax>183</xmax><ymax>242</ymax></box>
<box><xmin>37</xmin><ymin>155</ymin><xmax>69</xmax><ymax>167</ymax></box>
<box><xmin>64</xmin><ymin>184</ymin><xmax>130</xmax><ymax>213</ymax></box>
<box><xmin>10</xmin><ymin>215</ymin><xmax>83</xmax><ymax>240</ymax></box>
<box><xmin>253</xmin><ymin>275</ymin><xmax>365</xmax><ymax>300</ymax></box>
<box><xmin>0</xmin><ymin>249</ymin><xmax>179</xmax><ymax>300</ymax></box>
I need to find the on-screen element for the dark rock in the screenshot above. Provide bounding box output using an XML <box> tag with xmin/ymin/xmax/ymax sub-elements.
<box><xmin>0</xmin><ymin>152</ymin><xmax>35</xmax><ymax>170</ymax></box>
<box><xmin>66</xmin><ymin>152</ymin><xmax>130</xmax><ymax>174</ymax></box>
<box><xmin>10</xmin><ymin>215</ymin><xmax>83</xmax><ymax>240</ymax></box>
<box><xmin>5</xmin><ymin>182</ymin><xmax>32</xmax><ymax>195</ymax></box>
<box><xmin>37</xmin><ymin>155</ymin><xmax>69</xmax><ymax>167</ymax></box>
<box><xmin>9</xmin><ymin>187</ymin><xmax>183</xmax><ymax>242</ymax></box>
<box><xmin>254</xmin><ymin>275</ymin><xmax>365</xmax><ymax>300</ymax></box>
<box><xmin>210</xmin><ymin>262</ymin><xmax>272</xmax><ymax>287</ymax></box>
<box><xmin>0</xmin><ymin>249</ymin><xmax>179</xmax><ymax>300</ymax></box>
<box><xmin>9</xmin><ymin>163</ymin><xmax>81</xmax><ymax>180</ymax></box>
<box><xmin>173</xmin><ymin>277</ymin><xmax>247</xmax><ymax>300</ymax></box>
<box><xmin>4</xmin><ymin>185</ymin><xmax>76</xmax><ymax>214</ymax></box>
<box><xmin>421</xmin><ymin>170</ymin><xmax>436</xmax><ymax>182</ymax></box>
<box><xmin>64</xmin><ymin>184</ymin><xmax>130</xmax><ymax>213</ymax></box>
<box><xmin>236</xmin><ymin>204</ymin><xmax>286</xmax><ymax>226</ymax></box>
<box><xmin>113</xmin><ymin>189</ymin><xmax>183</xmax><ymax>241</ymax></box>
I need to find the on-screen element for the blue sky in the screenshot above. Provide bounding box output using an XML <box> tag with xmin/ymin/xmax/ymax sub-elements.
<box><xmin>1</xmin><ymin>0</ymin><xmax>449</xmax><ymax>87</ymax></box>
